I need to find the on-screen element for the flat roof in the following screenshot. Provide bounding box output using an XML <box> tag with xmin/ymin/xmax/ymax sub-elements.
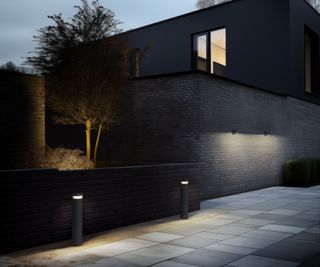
<box><xmin>118</xmin><ymin>0</ymin><xmax>239</xmax><ymax>36</ymax></box>
<box><xmin>118</xmin><ymin>0</ymin><xmax>319</xmax><ymax>37</ymax></box>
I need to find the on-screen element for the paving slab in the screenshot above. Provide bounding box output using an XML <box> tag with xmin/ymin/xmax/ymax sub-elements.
<box><xmin>205</xmin><ymin>242</ymin><xmax>258</xmax><ymax>255</ymax></box>
<box><xmin>166</xmin><ymin>236</ymin><xmax>219</xmax><ymax>249</ymax></box>
<box><xmin>83</xmin><ymin>238</ymin><xmax>157</xmax><ymax>257</ymax></box>
<box><xmin>116</xmin><ymin>244</ymin><xmax>193</xmax><ymax>266</ymax></box>
<box><xmin>260</xmin><ymin>224</ymin><xmax>305</xmax><ymax>234</ymax></box>
<box><xmin>228</xmin><ymin>255</ymin><xmax>299</xmax><ymax>267</ymax></box>
<box><xmin>172</xmin><ymin>248</ymin><xmax>243</xmax><ymax>267</ymax></box>
<box><xmin>136</xmin><ymin>232</ymin><xmax>183</xmax><ymax>243</ymax></box>
<box><xmin>221</xmin><ymin>236</ymin><xmax>279</xmax><ymax>249</ymax></box>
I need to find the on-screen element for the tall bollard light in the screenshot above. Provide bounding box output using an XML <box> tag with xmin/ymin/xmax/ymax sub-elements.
<box><xmin>180</xmin><ymin>181</ymin><xmax>189</xmax><ymax>219</ymax></box>
<box><xmin>72</xmin><ymin>193</ymin><xmax>83</xmax><ymax>246</ymax></box>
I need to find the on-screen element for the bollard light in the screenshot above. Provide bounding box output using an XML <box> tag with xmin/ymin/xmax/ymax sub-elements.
<box><xmin>72</xmin><ymin>193</ymin><xmax>83</xmax><ymax>246</ymax></box>
<box><xmin>180</xmin><ymin>181</ymin><xmax>189</xmax><ymax>219</ymax></box>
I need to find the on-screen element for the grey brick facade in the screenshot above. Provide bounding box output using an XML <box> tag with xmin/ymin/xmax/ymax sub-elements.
<box><xmin>114</xmin><ymin>72</ymin><xmax>320</xmax><ymax>199</ymax></box>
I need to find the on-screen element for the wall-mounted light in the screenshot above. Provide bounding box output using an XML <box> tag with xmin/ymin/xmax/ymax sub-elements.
<box><xmin>180</xmin><ymin>181</ymin><xmax>189</xmax><ymax>219</ymax></box>
<box><xmin>232</xmin><ymin>130</ymin><xmax>236</xmax><ymax>135</ymax></box>
<box><xmin>72</xmin><ymin>193</ymin><xmax>83</xmax><ymax>246</ymax></box>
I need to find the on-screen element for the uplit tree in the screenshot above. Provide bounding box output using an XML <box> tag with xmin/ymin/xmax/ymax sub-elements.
<box><xmin>196</xmin><ymin>0</ymin><xmax>231</xmax><ymax>9</ymax></box>
<box><xmin>47</xmin><ymin>38</ymin><xmax>129</xmax><ymax>166</ymax></box>
<box><xmin>26</xmin><ymin>0</ymin><xmax>126</xmax><ymax>164</ymax></box>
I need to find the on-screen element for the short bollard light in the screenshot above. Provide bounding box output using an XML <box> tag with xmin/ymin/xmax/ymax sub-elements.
<box><xmin>180</xmin><ymin>181</ymin><xmax>189</xmax><ymax>219</ymax></box>
<box><xmin>72</xmin><ymin>193</ymin><xmax>83</xmax><ymax>246</ymax></box>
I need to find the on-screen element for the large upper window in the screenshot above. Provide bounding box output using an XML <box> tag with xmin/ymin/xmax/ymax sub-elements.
<box><xmin>305</xmin><ymin>27</ymin><xmax>319</xmax><ymax>94</ymax></box>
<box><xmin>210</xmin><ymin>28</ymin><xmax>226</xmax><ymax>74</ymax></box>
<box><xmin>193</xmin><ymin>28</ymin><xmax>226</xmax><ymax>75</ymax></box>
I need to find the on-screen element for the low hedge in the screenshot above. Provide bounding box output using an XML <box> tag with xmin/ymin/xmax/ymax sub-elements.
<box><xmin>283</xmin><ymin>159</ymin><xmax>320</xmax><ymax>187</ymax></box>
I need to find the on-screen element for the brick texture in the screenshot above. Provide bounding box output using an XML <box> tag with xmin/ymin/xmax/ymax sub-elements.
<box><xmin>0</xmin><ymin>70</ymin><xmax>45</xmax><ymax>169</ymax></box>
<box><xmin>0</xmin><ymin>163</ymin><xmax>200</xmax><ymax>254</ymax></box>
<box><xmin>111</xmin><ymin>72</ymin><xmax>320</xmax><ymax>199</ymax></box>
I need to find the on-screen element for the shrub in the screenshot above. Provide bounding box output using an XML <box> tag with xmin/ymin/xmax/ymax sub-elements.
<box><xmin>283</xmin><ymin>158</ymin><xmax>320</xmax><ymax>187</ymax></box>
<box><xmin>39</xmin><ymin>147</ymin><xmax>93</xmax><ymax>170</ymax></box>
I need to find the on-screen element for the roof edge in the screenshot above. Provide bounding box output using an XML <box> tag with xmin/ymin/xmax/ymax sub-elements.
<box><xmin>116</xmin><ymin>0</ymin><xmax>241</xmax><ymax>37</ymax></box>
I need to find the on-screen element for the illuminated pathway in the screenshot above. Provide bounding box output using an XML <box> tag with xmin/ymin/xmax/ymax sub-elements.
<box><xmin>1</xmin><ymin>186</ymin><xmax>320</xmax><ymax>267</ymax></box>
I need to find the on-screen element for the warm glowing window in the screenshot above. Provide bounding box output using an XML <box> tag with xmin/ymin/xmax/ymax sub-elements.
<box><xmin>194</xmin><ymin>34</ymin><xmax>208</xmax><ymax>72</ymax></box>
<box><xmin>193</xmin><ymin>28</ymin><xmax>226</xmax><ymax>75</ymax></box>
<box><xmin>210</xmin><ymin>28</ymin><xmax>226</xmax><ymax>74</ymax></box>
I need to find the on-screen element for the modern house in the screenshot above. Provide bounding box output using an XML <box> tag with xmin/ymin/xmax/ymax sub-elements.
<box><xmin>125</xmin><ymin>0</ymin><xmax>320</xmax><ymax>101</ymax></box>
<box><xmin>105</xmin><ymin>0</ymin><xmax>320</xmax><ymax>199</ymax></box>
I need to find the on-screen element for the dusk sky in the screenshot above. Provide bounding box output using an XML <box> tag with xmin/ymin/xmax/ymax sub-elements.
<box><xmin>0</xmin><ymin>0</ymin><xmax>197</xmax><ymax>67</ymax></box>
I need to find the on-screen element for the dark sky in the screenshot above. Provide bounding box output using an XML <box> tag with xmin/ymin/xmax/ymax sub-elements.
<box><xmin>0</xmin><ymin>0</ymin><xmax>197</xmax><ymax>67</ymax></box>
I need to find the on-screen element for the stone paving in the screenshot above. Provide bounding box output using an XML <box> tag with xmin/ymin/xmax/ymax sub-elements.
<box><xmin>1</xmin><ymin>186</ymin><xmax>320</xmax><ymax>267</ymax></box>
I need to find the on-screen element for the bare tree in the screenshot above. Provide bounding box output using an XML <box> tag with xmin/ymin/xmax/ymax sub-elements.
<box><xmin>26</xmin><ymin>0</ymin><xmax>126</xmax><ymax>163</ymax></box>
<box><xmin>306</xmin><ymin>0</ymin><xmax>320</xmax><ymax>12</ymax></box>
<box><xmin>25</xmin><ymin>0</ymin><xmax>121</xmax><ymax>74</ymax></box>
<box><xmin>47</xmin><ymin>38</ymin><xmax>129</xmax><ymax>166</ymax></box>
<box><xmin>196</xmin><ymin>0</ymin><xmax>231</xmax><ymax>9</ymax></box>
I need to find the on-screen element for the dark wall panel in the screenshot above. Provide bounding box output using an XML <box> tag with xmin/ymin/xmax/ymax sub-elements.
<box><xmin>0</xmin><ymin>70</ymin><xmax>45</xmax><ymax>169</ymax></box>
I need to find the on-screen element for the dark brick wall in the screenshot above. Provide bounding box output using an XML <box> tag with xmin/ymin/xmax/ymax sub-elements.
<box><xmin>0</xmin><ymin>163</ymin><xmax>200</xmax><ymax>254</ymax></box>
<box><xmin>130</xmin><ymin>75</ymin><xmax>200</xmax><ymax>163</ymax></box>
<box><xmin>0</xmin><ymin>70</ymin><xmax>45</xmax><ymax>169</ymax></box>
<box><xmin>123</xmin><ymin>72</ymin><xmax>320</xmax><ymax>199</ymax></box>
<box><xmin>198</xmin><ymin>75</ymin><xmax>320</xmax><ymax>199</ymax></box>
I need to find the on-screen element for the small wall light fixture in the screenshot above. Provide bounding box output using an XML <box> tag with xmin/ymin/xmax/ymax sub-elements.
<box><xmin>232</xmin><ymin>130</ymin><xmax>236</xmax><ymax>135</ymax></box>
<box><xmin>264</xmin><ymin>131</ymin><xmax>268</xmax><ymax>136</ymax></box>
<box><xmin>72</xmin><ymin>193</ymin><xmax>83</xmax><ymax>246</ymax></box>
<box><xmin>180</xmin><ymin>181</ymin><xmax>189</xmax><ymax>219</ymax></box>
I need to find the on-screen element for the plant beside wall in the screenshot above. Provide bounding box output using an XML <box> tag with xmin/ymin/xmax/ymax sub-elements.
<box><xmin>39</xmin><ymin>147</ymin><xmax>93</xmax><ymax>170</ymax></box>
<box><xmin>25</xmin><ymin>0</ymin><xmax>131</xmax><ymax>167</ymax></box>
<box><xmin>283</xmin><ymin>159</ymin><xmax>320</xmax><ymax>187</ymax></box>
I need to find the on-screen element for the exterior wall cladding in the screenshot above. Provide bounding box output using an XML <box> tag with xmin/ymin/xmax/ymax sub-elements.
<box><xmin>113</xmin><ymin>72</ymin><xmax>320</xmax><ymax>200</ymax></box>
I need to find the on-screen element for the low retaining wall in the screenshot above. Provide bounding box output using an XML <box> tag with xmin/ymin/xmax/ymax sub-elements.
<box><xmin>0</xmin><ymin>163</ymin><xmax>200</xmax><ymax>254</ymax></box>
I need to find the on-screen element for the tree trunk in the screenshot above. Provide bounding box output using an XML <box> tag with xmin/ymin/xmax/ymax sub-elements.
<box><xmin>85</xmin><ymin>120</ymin><xmax>92</xmax><ymax>161</ymax></box>
<box><xmin>93</xmin><ymin>123</ymin><xmax>102</xmax><ymax>168</ymax></box>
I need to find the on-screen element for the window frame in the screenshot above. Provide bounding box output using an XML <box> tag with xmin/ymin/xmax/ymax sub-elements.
<box><xmin>192</xmin><ymin>26</ymin><xmax>227</xmax><ymax>74</ymax></box>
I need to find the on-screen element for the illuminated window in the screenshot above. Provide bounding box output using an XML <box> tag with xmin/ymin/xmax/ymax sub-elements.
<box><xmin>193</xmin><ymin>28</ymin><xmax>226</xmax><ymax>75</ymax></box>
<box><xmin>210</xmin><ymin>28</ymin><xmax>226</xmax><ymax>74</ymax></box>
<box><xmin>194</xmin><ymin>33</ymin><xmax>208</xmax><ymax>72</ymax></box>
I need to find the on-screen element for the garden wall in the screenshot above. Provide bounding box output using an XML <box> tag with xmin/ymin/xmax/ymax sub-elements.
<box><xmin>0</xmin><ymin>163</ymin><xmax>200</xmax><ymax>254</ymax></box>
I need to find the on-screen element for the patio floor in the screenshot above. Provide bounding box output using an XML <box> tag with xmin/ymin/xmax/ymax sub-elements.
<box><xmin>1</xmin><ymin>186</ymin><xmax>320</xmax><ymax>267</ymax></box>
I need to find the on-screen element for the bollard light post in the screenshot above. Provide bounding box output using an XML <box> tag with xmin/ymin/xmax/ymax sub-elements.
<box><xmin>72</xmin><ymin>193</ymin><xmax>83</xmax><ymax>246</ymax></box>
<box><xmin>180</xmin><ymin>181</ymin><xmax>189</xmax><ymax>219</ymax></box>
